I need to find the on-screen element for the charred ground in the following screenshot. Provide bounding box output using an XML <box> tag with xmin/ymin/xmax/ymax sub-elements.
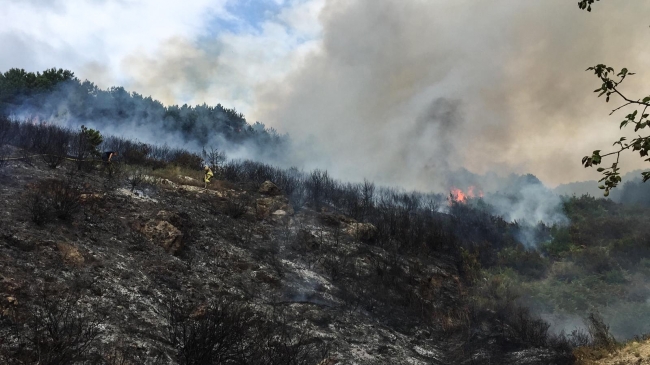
<box><xmin>0</xmin><ymin>118</ymin><xmax>638</xmax><ymax>364</ymax></box>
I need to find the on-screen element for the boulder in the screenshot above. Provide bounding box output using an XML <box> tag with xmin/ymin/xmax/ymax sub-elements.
<box><xmin>345</xmin><ymin>223</ymin><xmax>377</xmax><ymax>242</ymax></box>
<box><xmin>258</xmin><ymin>180</ymin><xmax>282</xmax><ymax>196</ymax></box>
<box><xmin>189</xmin><ymin>303</ymin><xmax>208</xmax><ymax>319</ymax></box>
<box><xmin>297</xmin><ymin>229</ymin><xmax>320</xmax><ymax>249</ymax></box>
<box><xmin>256</xmin><ymin>196</ymin><xmax>294</xmax><ymax>219</ymax></box>
<box><xmin>159</xmin><ymin>178</ymin><xmax>177</xmax><ymax>188</ymax></box>
<box><xmin>2</xmin><ymin>296</ymin><xmax>18</xmax><ymax>318</ymax></box>
<box><xmin>178</xmin><ymin>175</ymin><xmax>198</xmax><ymax>184</ymax></box>
<box><xmin>56</xmin><ymin>242</ymin><xmax>85</xmax><ymax>266</ymax></box>
<box><xmin>133</xmin><ymin>210</ymin><xmax>184</xmax><ymax>255</ymax></box>
<box><xmin>320</xmin><ymin>212</ymin><xmax>356</xmax><ymax>227</ymax></box>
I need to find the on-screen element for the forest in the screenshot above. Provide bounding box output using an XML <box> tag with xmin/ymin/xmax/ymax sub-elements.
<box><xmin>0</xmin><ymin>68</ymin><xmax>287</xmax><ymax>161</ymax></box>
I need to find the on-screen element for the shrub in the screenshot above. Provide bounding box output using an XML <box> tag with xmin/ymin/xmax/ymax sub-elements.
<box><xmin>456</xmin><ymin>276</ymin><xmax>576</xmax><ymax>364</ymax></box>
<box><xmin>541</xmin><ymin>227</ymin><xmax>574</xmax><ymax>257</ymax></box>
<box><xmin>202</xmin><ymin>147</ymin><xmax>226</xmax><ymax>175</ymax></box>
<box><xmin>167</xmin><ymin>296</ymin><xmax>326</xmax><ymax>365</ymax></box>
<box><xmin>171</xmin><ymin>151</ymin><xmax>203</xmax><ymax>170</ymax></box>
<box><xmin>610</xmin><ymin>236</ymin><xmax>650</xmax><ymax>268</ymax></box>
<box><xmin>573</xmin><ymin>247</ymin><xmax>614</xmax><ymax>274</ymax></box>
<box><xmin>498</xmin><ymin>246</ymin><xmax>549</xmax><ymax>279</ymax></box>
<box><xmin>0</xmin><ymin>146</ymin><xmax>9</xmax><ymax>169</ymax></box>
<box><xmin>168</xmin><ymin>298</ymin><xmax>254</xmax><ymax>365</ymax></box>
<box><xmin>127</xmin><ymin>168</ymin><xmax>147</xmax><ymax>192</ymax></box>
<box><xmin>586</xmin><ymin>312</ymin><xmax>617</xmax><ymax>351</ymax></box>
<box><xmin>550</xmin><ymin>261</ymin><xmax>584</xmax><ymax>283</ymax></box>
<box><xmin>121</xmin><ymin>142</ymin><xmax>151</xmax><ymax>166</ymax></box>
<box><xmin>459</xmin><ymin>247</ymin><xmax>481</xmax><ymax>284</ymax></box>
<box><xmin>223</xmin><ymin>197</ymin><xmax>249</xmax><ymax>219</ymax></box>
<box><xmin>71</xmin><ymin>125</ymin><xmax>102</xmax><ymax>171</ymax></box>
<box><xmin>26</xmin><ymin>189</ymin><xmax>54</xmax><ymax>225</ymax></box>
<box><xmin>39</xmin><ymin>125</ymin><xmax>70</xmax><ymax>169</ymax></box>
<box><xmin>0</xmin><ymin>292</ymin><xmax>102</xmax><ymax>365</ymax></box>
<box><xmin>0</xmin><ymin>116</ymin><xmax>12</xmax><ymax>146</ymax></box>
<box><xmin>602</xmin><ymin>269</ymin><xmax>627</xmax><ymax>284</ymax></box>
<box><xmin>25</xmin><ymin>177</ymin><xmax>82</xmax><ymax>224</ymax></box>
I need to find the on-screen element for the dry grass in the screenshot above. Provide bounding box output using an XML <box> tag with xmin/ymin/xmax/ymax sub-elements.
<box><xmin>147</xmin><ymin>165</ymin><xmax>234</xmax><ymax>191</ymax></box>
<box><xmin>576</xmin><ymin>338</ymin><xmax>650</xmax><ymax>365</ymax></box>
<box><xmin>56</xmin><ymin>242</ymin><xmax>85</xmax><ymax>266</ymax></box>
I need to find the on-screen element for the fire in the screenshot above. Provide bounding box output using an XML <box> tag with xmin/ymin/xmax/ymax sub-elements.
<box><xmin>448</xmin><ymin>186</ymin><xmax>483</xmax><ymax>204</ymax></box>
<box><xmin>450</xmin><ymin>187</ymin><xmax>467</xmax><ymax>203</ymax></box>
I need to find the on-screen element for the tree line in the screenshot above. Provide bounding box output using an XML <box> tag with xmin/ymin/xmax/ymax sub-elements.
<box><xmin>0</xmin><ymin>68</ymin><xmax>287</xmax><ymax>160</ymax></box>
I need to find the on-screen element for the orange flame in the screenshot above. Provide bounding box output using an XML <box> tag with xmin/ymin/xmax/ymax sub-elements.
<box><xmin>450</xmin><ymin>187</ymin><xmax>467</xmax><ymax>203</ymax></box>
<box><xmin>448</xmin><ymin>186</ymin><xmax>483</xmax><ymax>205</ymax></box>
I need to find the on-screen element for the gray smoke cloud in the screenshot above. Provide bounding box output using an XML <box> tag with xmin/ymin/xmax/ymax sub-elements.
<box><xmin>5</xmin><ymin>0</ymin><xmax>650</xmax><ymax>190</ymax></box>
<box><xmin>251</xmin><ymin>0</ymin><xmax>650</xmax><ymax>190</ymax></box>
<box><xmin>5</xmin><ymin>0</ymin><xmax>650</xmax><ymax>229</ymax></box>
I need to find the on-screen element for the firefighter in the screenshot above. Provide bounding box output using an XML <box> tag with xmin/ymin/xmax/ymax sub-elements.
<box><xmin>204</xmin><ymin>165</ymin><xmax>214</xmax><ymax>189</ymax></box>
<box><xmin>102</xmin><ymin>151</ymin><xmax>118</xmax><ymax>164</ymax></box>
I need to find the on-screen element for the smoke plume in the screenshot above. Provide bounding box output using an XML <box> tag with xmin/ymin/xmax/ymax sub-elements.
<box><xmin>251</xmin><ymin>0</ymin><xmax>650</xmax><ymax>190</ymax></box>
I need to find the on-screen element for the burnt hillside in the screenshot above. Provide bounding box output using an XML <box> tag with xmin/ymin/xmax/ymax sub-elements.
<box><xmin>0</xmin><ymin>119</ymin><xmax>589</xmax><ymax>364</ymax></box>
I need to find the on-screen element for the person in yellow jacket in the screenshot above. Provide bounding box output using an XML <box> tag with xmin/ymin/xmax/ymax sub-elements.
<box><xmin>204</xmin><ymin>165</ymin><xmax>214</xmax><ymax>189</ymax></box>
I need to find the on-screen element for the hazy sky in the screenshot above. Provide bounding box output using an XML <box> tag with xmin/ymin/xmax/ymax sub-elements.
<box><xmin>2</xmin><ymin>0</ymin><xmax>650</xmax><ymax>189</ymax></box>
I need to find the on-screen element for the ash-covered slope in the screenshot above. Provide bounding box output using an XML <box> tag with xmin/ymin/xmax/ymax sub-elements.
<box><xmin>0</xmin><ymin>153</ymin><xmax>576</xmax><ymax>364</ymax></box>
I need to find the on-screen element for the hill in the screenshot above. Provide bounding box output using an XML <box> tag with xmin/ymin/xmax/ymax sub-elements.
<box><xmin>0</xmin><ymin>118</ymin><xmax>590</xmax><ymax>364</ymax></box>
<box><xmin>0</xmin><ymin>68</ymin><xmax>286</xmax><ymax>162</ymax></box>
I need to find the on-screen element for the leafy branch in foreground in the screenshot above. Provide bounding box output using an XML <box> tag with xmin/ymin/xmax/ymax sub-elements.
<box><xmin>582</xmin><ymin>64</ymin><xmax>650</xmax><ymax>196</ymax></box>
<box><xmin>578</xmin><ymin>0</ymin><xmax>600</xmax><ymax>12</ymax></box>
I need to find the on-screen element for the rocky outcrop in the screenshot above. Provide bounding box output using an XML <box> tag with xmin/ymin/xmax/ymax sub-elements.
<box><xmin>56</xmin><ymin>242</ymin><xmax>85</xmax><ymax>266</ymax></box>
<box><xmin>345</xmin><ymin>222</ymin><xmax>377</xmax><ymax>242</ymax></box>
<box><xmin>1</xmin><ymin>296</ymin><xmax>18</xmax><ymax>318</ymax></box>
<box><xmin>256</xmin><ymin>196</ymin><xmax>294</xmax><ymax>219</ymax></box>
<box><xmin>320</xmin><ymin>212</ymin><xmax>356</xmax><ymax>227</ymax></box>
<box><xmin>133</xmin><ymin>210</ymin><xmax>184</xmax><ymax>255</ymax></box>
<box><xmin>258</xmin><ymin>180</ymin><xmax>282</xmax><ymax>196</ymax></box>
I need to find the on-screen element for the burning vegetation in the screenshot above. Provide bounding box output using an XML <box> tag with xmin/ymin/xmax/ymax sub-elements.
<box><xmin>448</xmin><ymin>186</ymin><xmax>484</xmax><ymax>205</ymax></box>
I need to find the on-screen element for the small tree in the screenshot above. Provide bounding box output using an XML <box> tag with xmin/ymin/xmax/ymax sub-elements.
<box><xmin>202</xmin><ymin>147</ymin><xmax>226</xmax><ymax>176</ymax></box>
<box><xmin>72</xmin><ymin>125</ymin><xmax>102</xmax><ymax>171</ymax></box>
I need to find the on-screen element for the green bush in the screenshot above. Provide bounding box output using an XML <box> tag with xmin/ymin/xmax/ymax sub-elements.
<box><xmin>498</xmin><ymin>246</ymin><xmax>549</xmax><ymax>279</ymax></box>
<box><xmin>549</xmin><ymin>261</ymin><xmax>583</xmax><ymax>283</ymax></box>
<box><xmin>603</xmin><ymin>270</ymin><xmax>628</xmax><ymax>285</ymax></box>
<box><xmin>610</xmin><ymin>236</ymin><xmax>650</xmax><ymax>269</ymax></box>
<box><xmin>573</xmin><ymin>247</ymin><xmax>614</xmax><ymax>274</ymax></box>
<box><xmin>541</xmin><ymin>227</ymin><xmax>574</xmax><ymax>257</ymax></box>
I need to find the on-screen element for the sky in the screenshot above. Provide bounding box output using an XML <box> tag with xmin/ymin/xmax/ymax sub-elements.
<box><xmin>2</xmin><ymin>0</ymin><xmax>650</xmax><ymax>190</ymax></box>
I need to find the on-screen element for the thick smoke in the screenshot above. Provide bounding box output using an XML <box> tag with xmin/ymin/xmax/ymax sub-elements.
<box><xmin>5</xmin><ymin>80</ymin><xmax>287</xmax><ymax>164</ymax></box>
<box><xmin>5</xmin><ymin>0</ymin><xmax>650</xmax><ymax>188</ymax></box>
<box><xmin>252</xmin><ymin>0</ymin><xmax>650</xmax><ymax>189</ymax></box>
